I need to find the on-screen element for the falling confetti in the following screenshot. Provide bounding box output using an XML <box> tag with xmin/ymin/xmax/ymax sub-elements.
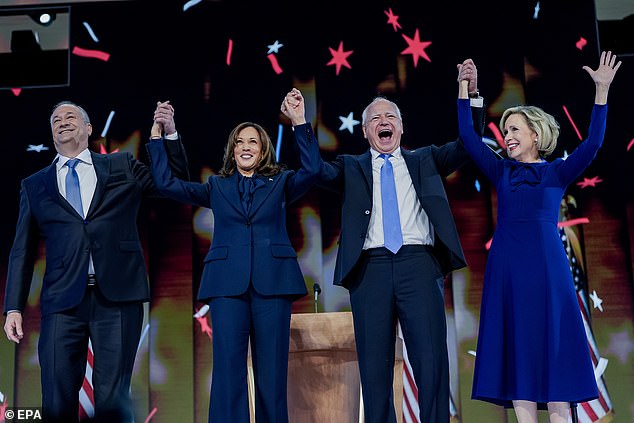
<box><xmin>384</xmin><ymin>8</ymin><xmax>402</xmax><ymax>32</ymax></box>
<box><xmin>144</xmin><ymin>407</ymin><xmax>158</xmax><ymax>423</ymax></box>
<box><xmin>487</xmin><ymin>122</ymin><xmax>506</xmax><ymax>149</ymax></box>
<box><xmin>626</xmin><ymin>138</ymin><xmax>634</xmax><ymax>151</ymax></box>
<box><xmin>576</xmin><ymin>176</ymin><xmax>603</xmax><ymax>188</ymax></box>
<box><xmin>267</xmin><ymin>40</ymin><xmax>283</xmax><ymax>54</ymax></box>
<box><xmin>326</xmin><ymin>41</ymin><xmax>353</xmax><ymax>75</ymax></box>
<box><xmin>562</xmin><ymin>105</ymin><xmax>582</xmax><ymax>140</ymax></box>
<box><xmin>338</xmin><ymin>112</ymin><xmax>360</xmax><ymax>134</ymax></box>
<box><xmin>183</xmin><ymin>0</ymin><xmax>203</xmax><ymax>12</ymax></box>
<box><xmin>100</xmin><ymin>110</ymin><xmax>115</xmax><ymax>137</ymax></box>
<box><xmin>226</xmin><ymin>39</ymin><xmax>233</xmax><ymax>66</ymax></box>
<box><xmin>267</xmin><ymin>54</ymin><xmax>283</xmax><ymax>74</ymax></box>
<box><xmin>576</xmin><ymin>37</ymin><xmax>587</xmax><ymax>50</ymax></box>
<box><xmin>82</xmin><ymin>21</ymin><xmax>100</xmax><ymax>42</ymax></box>
<box><xmin>11</xmin><ymin>88</ymin><xmax>21</xmax><ymax>96</ymax></box>
<box><xmin>72</xmin><ymin>46</ymin><xmax>110</xmax><ymax>61</ymax></box>
<box><xmin>27</xmin><ymin>144</ymin><xmax>49</xmax><ymax>152</ymax></box>
<box><xmin>401</xmin><ymin>29</ymin><xmax>432</xmax><ymax>67</ymax></box>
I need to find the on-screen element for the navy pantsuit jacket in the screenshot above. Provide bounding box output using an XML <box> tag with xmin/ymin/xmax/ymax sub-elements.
<box><xmin>146</xmin><ymin>123</ymin><xmax>320</xmax><ymax>302</ymax></box>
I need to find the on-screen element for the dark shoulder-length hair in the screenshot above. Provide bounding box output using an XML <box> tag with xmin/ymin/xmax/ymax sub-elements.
<box><xmin>219</xmin><ymin>122</ymin><xmax>282</xmax><ymax>177</ymax></box>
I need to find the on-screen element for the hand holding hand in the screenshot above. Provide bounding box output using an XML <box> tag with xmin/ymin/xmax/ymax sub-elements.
<box><xmin>281</xmin><ymin>88</ymin><xmax>306</xmax><ymax>126</ymax></box>
<box><xmin>153</xmin><ymin>100</ymin><xmax>176</xmax><ymax>136</ymax></box>
<box><xmin>457</xmin><ymin>58</ymin><xmax>478</xmax><ymax>96</ymax></box>
<box><xmin>4</xmin><ymin>311</ymin><xmax>23</xmax><ymax>344</ymax></box>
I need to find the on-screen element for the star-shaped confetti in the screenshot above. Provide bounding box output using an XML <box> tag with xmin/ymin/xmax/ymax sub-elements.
<box><xmin>384</xmin><ymin>8</ymin><xmax>402</xmax><ymax>32</ymax></box>
<box><xmin>27</xmin><ymin>144</ymin><xmax>49</xmax><ymax>152</ymax></box>
<box><xmin>267</xmin><ymin>40</ymin><xmax>284</xmax><ymax>54</ymax></box>
<box><xmin>576</xmin><ymin>176</ymin><xmax>603</xmax><ymax>188</ymax></box>
<box><xmin>338</xmin><ymin>112</ymin><xmax>360</xmax><ymax>134</ymax></box>
<box><xmin>401</xmin><ymin>29</ymin><xmax>432</xmax><ymax>67</ymax></box>
<box><xmin>589</xmin><ymin>289</ymin><xmax>604</xmax><ymax>311</ymax></box>
<box><xmin>326</xmin><ymin>41</ymin><xmax>353</xmax><ymax>75</ymax></box>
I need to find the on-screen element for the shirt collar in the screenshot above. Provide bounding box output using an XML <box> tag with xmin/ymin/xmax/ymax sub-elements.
<box><xmin>369</xmin><ymin>147</ymin><xmax>402</xmax><ymax>161</ymax></box>
<box><xmin>55</xmin><ymin>148</ymin><xmax>93</xmax><ymax>171</ymax></box>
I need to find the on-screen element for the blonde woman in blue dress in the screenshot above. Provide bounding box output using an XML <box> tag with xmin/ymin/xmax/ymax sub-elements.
<box><xmin>456</xmin><ymin>51</ymin><xmax>621</xmax><ymax>423</ymax></box>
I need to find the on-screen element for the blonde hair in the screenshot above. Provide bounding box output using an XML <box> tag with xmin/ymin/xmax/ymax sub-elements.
<box><xmin>500</xmin><ymin>105</ymin><xmax>560</xmax><ymax>157</ymax></box>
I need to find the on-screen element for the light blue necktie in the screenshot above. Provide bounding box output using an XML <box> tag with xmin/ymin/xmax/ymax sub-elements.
<box><xmin>65</xmin><ymin>158</ymin><xmax>84</xmax><ymax>218</ymax></box>
<box><xmin>379</xmin><ymin>154</ymin><xmax>403</xmax><ymax>253</ymax></box>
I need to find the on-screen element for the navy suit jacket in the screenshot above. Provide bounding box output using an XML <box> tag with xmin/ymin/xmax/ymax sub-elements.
<box><xmin>4</xmin><ymin>140</ymin><xmax>189</xmax><ymax>317</ymax></box>
<box><xmin>319</xmin><ymin>106</ymin><xmax>486</xmax><ymax>287</ymax></box>
<box><xmin>147</xmin><ymin>123</ymin><xmax>320</xmax><ymax>303</ymax></box>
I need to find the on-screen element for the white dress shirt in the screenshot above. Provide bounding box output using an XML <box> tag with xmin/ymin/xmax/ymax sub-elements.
<box><xmin>56</xmin><ymin>148</ymin><xmax>97</xmax><ymax>274</ymax></box>
<box><xmin>363</xmin><ymin>147</ymin><xmax>434</xmax><ymax>250</ymax></box>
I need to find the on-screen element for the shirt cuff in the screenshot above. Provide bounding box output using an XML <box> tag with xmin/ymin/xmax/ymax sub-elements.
<box><xmin>469</xmin><ymin>96</ymin><xmax>484</xmax><ymax>108</ymax></box>
<box><xmin>165</xmin><ymin>131</ymin><xmax>179</xmax><ymax>140</ymax></box>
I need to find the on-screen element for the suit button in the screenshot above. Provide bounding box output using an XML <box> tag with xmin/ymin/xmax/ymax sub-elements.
<box><xmin>364</xmin><ymin>210</ymin><xmax>370</xmax><ymax>215</ymax></box>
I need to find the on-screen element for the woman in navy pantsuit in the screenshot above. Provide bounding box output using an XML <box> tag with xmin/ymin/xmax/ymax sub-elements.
<box><xmin>146</xmin><ymin>88</ymin><xmax>320</xmax><ymax>422</ymax></box>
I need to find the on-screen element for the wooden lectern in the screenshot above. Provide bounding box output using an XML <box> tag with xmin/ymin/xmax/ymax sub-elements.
<box><xmin>248</xmin><ymin>311</ymin><xmax>404</xmax><ymax>422</ymax></box>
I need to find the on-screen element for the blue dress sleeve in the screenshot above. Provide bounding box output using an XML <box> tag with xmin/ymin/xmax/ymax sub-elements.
<box><xmin>457</xmin><ymin>98</ymin><xmax>502</xmax><ymax>183</ymax></box>
<box><xmin>556</xmin><ymin>104</ymin><xmax>607</xmax><ymax>186</ymax></box>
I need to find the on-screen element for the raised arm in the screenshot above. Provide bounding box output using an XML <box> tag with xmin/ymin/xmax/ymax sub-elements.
<box><xmin>558</xmin><ymin>51</ymin><xmax>621</xmax><ymax>184</ymax></box>
<box><xmin>280</xmin><ymin>88</ymin><xmax>320</xmax><ymax>202</ymax></box>
<box><xmin>456</xmin><ymin>59</ymin><xmax>502</xmax><ymax>182</ymax></box>
<box><xmin>583</xmin><ymin>50</ymin><xmax>621</xmax><ymax>105</ymax></box>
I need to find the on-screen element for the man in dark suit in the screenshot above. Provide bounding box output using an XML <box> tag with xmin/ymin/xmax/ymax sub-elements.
<box><xmin>3</xmin><ymin>100</ymin><xmax>188</xmax><ymax>422</ymax></box>
<box><xmin>318</xmin><ymin>59</ymin><xmax>484</xmax><ymax>423</ymax></box>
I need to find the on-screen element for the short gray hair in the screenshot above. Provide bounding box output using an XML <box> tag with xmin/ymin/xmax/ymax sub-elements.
<box><xmin>50</xmin><ymin>101</ymin><xmax>91</xmax><ymax>125</ymax></box>
<box><xmin>361</xmin><ymin>96</ymin><xmax>402</xmax><ymax>126</ymax></box>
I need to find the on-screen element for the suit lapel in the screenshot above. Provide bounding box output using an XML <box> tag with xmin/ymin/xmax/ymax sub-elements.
<box><xmin>359</xmin><ymin>151</ymin><xmax>373</xmax><ymax>190</ymax></box>
<box><xmin>216</xmin><ymin>173</ymin><xmax>246</xmax><ymax>217</ymax></box>
<box><xmin>43</xmin><ymin>159</ymin><xmax>79</xmax><ymax>216</ymax></box>
<box><xmin>249</xmin><ymin>175</ymin><xmax>280</xmax><ymax>217</ymax></box>
<box><xmin>402</xmin><ymin>148</ymin><xmax>422</xmax><ymax>197</ymax></box>
<box><xmin>87</xmin><ymin>152</ymin><xmax>108</xmax><ymax>217</ymax></box>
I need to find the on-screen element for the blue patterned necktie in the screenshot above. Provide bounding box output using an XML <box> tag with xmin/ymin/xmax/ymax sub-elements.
<box><xmin>65</xmin><ymin>158</ymin><xmax>84</xmax><ymax>218</ymax></box>
<box><xmin>379</xmin><ymin>154</ymin><xmax>403</xmax><ymax>253</ymax></box>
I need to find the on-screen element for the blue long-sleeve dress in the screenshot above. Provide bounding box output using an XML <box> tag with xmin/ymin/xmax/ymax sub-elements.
<box><xmin>457</xmin><ymin>98</ymin><xmax>604</xmax><ymax>407</ymax></box>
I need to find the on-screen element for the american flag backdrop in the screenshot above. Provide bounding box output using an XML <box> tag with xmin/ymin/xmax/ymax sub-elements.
<box><xmin>398</xmin><ymin>323</ymin><xmax>460</xmax><ymax>423</ymax></box>
<box><xmin>78</xmin><ymin>339</ymin><xmax>95</xmax><ymax>420</ymax></box>
<box><xmin>559</xmin><ymin>198</ymin><xmax>614</xmax><ymax>423</ymax></box>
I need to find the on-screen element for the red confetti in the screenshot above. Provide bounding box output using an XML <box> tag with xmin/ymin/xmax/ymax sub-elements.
<box><xmin>562</xmin><ymin>105</ymin><xmax>582</xmax><ymax>141</ymax></box>
<box><xmin>98</xmin><ymin>144</ymin><xmax>119</xmax><ymax>154</ymax></box>
<box><xmin>72</xmin><ymin>46</ymin><xmax>110</xmax><ymax>61</ymax></box>
<box><xmin>575</xmin><ymin>37</ymin><xmax>587</xmax><ymax>50</ymax></box>
<box><xmin>11</xmin><ymin>88</ymin><xmax>21</xmax><ymax>96</ymax></box>
<box><xmin>226</xmin><ymin>38</ymin><xmax>233</xmax><ymax>66</ymax></box>
<box><xmin>267</xmin><ymin>53</ymin><xmax>283</xmax><ymax>74</ymax></box>
<box><xmin>487</xmin><ymin>122</ymin><xmax>506</xmax><ymax>149</ymax></box>
<box><xmin>384</xmin><ymin>8</ymin><xmax>402</xmax><ymax>32</ymax></box>
<box><xmin>627</xmin><ymin>138</ymin><xmax>634</xmax><ymax>151</ymax></box>
<box><xmin>401</xmin><ymin>29</ymin><xmax>432</xmax><ymax>67</ymax></box>
<box><xmin>576</xmin><ymin>176</ymin><xmax>603</xmax><ymax>188</ymax></box>
<box><xmin>558</xmin><ymin>217</ymin><xmax>590</xmax><ymax>228</ymax></box>
<box><xmin>195</xmin><ymin>310</ymin><xmax>213</xmax><ymax>339</ymax></box>
<box><xmin>144</xmin><ymin>407</ymin><xmax>158</xmax><ymax>423</ymax></box>
<box><xmin>326</xmin><ymin>41</ymin><xmax>353</xmax><ymax>75</ymax></box>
